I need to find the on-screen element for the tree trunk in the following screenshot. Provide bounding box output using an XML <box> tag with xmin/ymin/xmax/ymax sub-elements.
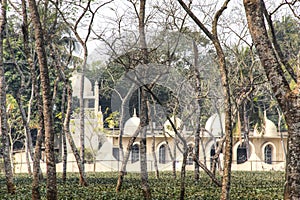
<box><xmin>192</xmin><ymin>40</ymin><xmax>201</xmax><ymax>181</ymax></box>
<box><xmin>151</xmin><ymin>132</ymin><xmax>159</xmax><ymax>179</ymax></box>
<box><xmin>172</xmin><ymin>137</ymin><xmax>177</xmax><ymax>179</ymax></box>
<box><xmin>162</xmin><ymin>131</ymin><xmax>176</xmax><ymax>178</ymax></box>
<box><xmin>192</xmin><ymin>153</ymin><xmax>222</xmax><ymax>187</ymax></box>
<box><xmin>118</xmin><ymin>84</ymin><xmax>136</xmax><ymax>162</ymax></box>
<box><xmin>61</xmin><ymin>86</ymin><xmax>67</xmax><ymax>183</ymax></box>
<box><xmin>116</xmin><ymin>125</ymin><xmax>142</xmax><ymax>192</ymax></box>
<box><xmin>17</xmin><ymin>95</ymin><xmax>33</xmax><ymax>175</ymax></box>
<box><xmin>148</xmin><ymin>99</ymin><xmax>159</xmax><ymax>179</ymax></box>
<box><xmin>139</xmin><ymin>88</ymin><xmax>151</xmax><ymax>199</ymax></box>
<box><xmin>138</xmin><ymin>0</ymin><xmax>151</xmax><ymax>199</ymax></box>
<box><xmin>64</xmin><ymin>83</ymin><xmax>88</xmax><ymax>186</ymax></box>
<box><xmin>21</xmin><ymin>1</ymin><xmax>44</xmax><ymax>198</ymax></box>
<box><xmin>8</xmin><ymin>125</ymin><xmax>14</xmax><ymax>174</ymax></box>
<box><xmin>180</xmin><ymin>147</ymin><xmax>188</xmax><ymax>200</ymax></box>
<box><xmin>27</xmin><ymin>0</ymin><xmax>57</xmax><ymax>198</ymax></box>
<box><xmin>284</xmin><ymin>106</ymin><xmax>300</xmax><ymax>199</ymax></box>
<box><xmin>25</xmin><ymin>144</ymin><xmax>32</xmax><ymax>175</ymax></box>
<box><xmin>32</xmin><ymin>123</ymin><xmax>44</xmax><ymax>200</ymax></box>
<box><xmin>243</xmin><ymin>1</ymin><xmax>300</xmax><ymax>199</ymax></box>
<box><xmin>6</xmin><ymin>33</ymin><xmax>35</xmax><ymax>175</ymax></box>
<box><xmin>140</xmin><ymin>126</ymin><xmax>151</xmax><ymax>199</ymax></box>
<box><xmin>177</xmin><ymin>1</ymin><xmax>233</xmax><ymax>199</ymax></box>
<box><xmin>277</xmin><ymin>108</ymin><xmax>287</xmax><ymax>161</ymax></box>
<box><xmin>0</xmin><ymin>0</ymin><xmax>16</xmax><ymax>194</ymax></box>
<box><xmin>200</xmin><ymin>130</ymin><xmax>206</xmax><ymax>167</ymax></box>
<box><xmin>79</xmin><ymin>70</ymin><xmax>86</xmax><ymax>178</ymax></box>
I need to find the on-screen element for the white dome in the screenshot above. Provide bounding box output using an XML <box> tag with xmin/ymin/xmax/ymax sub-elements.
<box><xmin>264</xmin><ymin>112</ymin><xmax>277</xmax><ymax>137</ymax></box>
<box><xmin>70</xmin><ymin>72</ymin><xmax>93</xmax><ymax>98</ymax></box>
<box><xmin>163</xmin><ymin>116</ymin><xmax>182</xmax><ymax>137</ymax></box>
<box><xmin>124</xmin><ymin>110</ymin><xmax>140</xmax><ymax>135</ymax></box>
<box><xmin>204</xmin><ymin>113</ymin><xmax>225</xmax><ymax>137</ymax></box>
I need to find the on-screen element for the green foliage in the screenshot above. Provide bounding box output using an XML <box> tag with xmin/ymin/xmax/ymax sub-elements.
<box><xmin>84</xmin><ymin>148</ymin><xmax>96</xmax><ymax>164</ymax></box>
<box><xmin>0</xmin><ymin>171</ymin><xmax>284</xmax><ymax>199</ymax></box>
<box><xmin>104</xmin><ymin>109</ymin><xmax>120</xmax><ymax>128</ymax></box>
<box><xmin>274</xmin><ymin>16</ymin><xmax>300</xmax><ymax>60</ymax></box>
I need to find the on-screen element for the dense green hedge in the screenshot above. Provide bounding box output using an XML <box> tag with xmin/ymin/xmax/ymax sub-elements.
<box><xmin>0</xmin><ymin>171</ymin><xmax>284</xmax><ymax>199</ymax></box>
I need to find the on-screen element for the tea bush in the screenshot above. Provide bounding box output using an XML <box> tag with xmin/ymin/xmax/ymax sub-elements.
<box><xmin>0</xmin><ymin>171</ymin><xmax>284</xmax><ymax>199</ymax></box>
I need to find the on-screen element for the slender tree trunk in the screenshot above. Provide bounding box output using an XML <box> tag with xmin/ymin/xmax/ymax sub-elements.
<box><xmin>192</xmin><ymin>40</ymin><xmax>201</xmax><ymax>181</ymax></box>
<box><xmin>162</xmin><ymin>131</ymin><xmax>176</xmax><ymax>178</ymax></box>
<box><xmin>151</xmin><ymin>132</ymin><xmax>159</xmax><ymax>179</ymax></box>
<box><xmin>61</xmin><ymin>86</ymin><xmax>67</xmax><ymax>183</ymax></box>
<box><xmin>138</xmin><ymin>0</ymin><xmax>151</xmax><ymax>198</ymax></box>
<box><xmin>118</xmin><ymin>111</ymin><xmax>125</xmax><ymax>163</ymax></box>
<box><xmin>64</xmin><ymin>83</ymin><xmax>88</xmax><ymax>186</ymax></box>
<box><xmin>79</xmin><ymin>70</ymin><xmax>86</xmax><ymax>178</ymax></box>
<box><xmin>212</xmin><ymin>137</ymin><xmax>226</xmax><ymax>175</ymax></box>
<box><xmin>150</xmin><ymin>123</ymin><xmax>159</xmax><ymax>179</ymax></box>
<box><xmin>192</xmin><ymin>153</ymin><xmax>222</xmax><ymax>187</ymax></box>
<box><xmin>27</xmin><ymin>0</ymin><xmax>57</xmax><ymax>198</ymax></box>
<box><xmin>194</xmin><ymin>128</ymin><xmax>200</xmax><ymax>180</ymax></box>
<box><xmin>0</xmin><ymin>0</ymin><xmax>16</xmax><ymax>194</ymax></box>
<box><xmin>17</xmin><ymin>95</ymin><xmax>33</xmax><ymax>175</ymax></box>
<box><xmin>25</xmin><ymin>143</ymin><xmax>32</xmax><ymax>175</ymax></box>
<box><xmin>177</xmin><ymin>1</ymin><xmax>233</xmax><ymax>199</ymax></box>
<box><xmin>6</xmin><ymin>34</ymin><xmax>35</xmax><ymax>175</ymax></box>
<box><xmin>200</xmin><ymin>130</ymin><xmax>206</xmax><ymax>167</ymax></box>
<box><xmin>140</xmin><ymin>126</ymin><xmax>151</xmax><ymax>199</ymax></box>
<box><xmin>277</xmin><ymin>108</ymin><xmax>287</xmax><ymax>162</ymax></box>
<box><xmin>180</xmin><ymin>147</ymin><xmax>188</xmax><ymax>200</ymax></box>
<box><xmin>243</xmin><ymin>102</ymin><xmax>250</xmax><ymax>160</ymax></box>
<box><xmin>139</xmin><ymin>88</ymin><xmax>151</xmax><ymax>199</ymax></box>
<box><xmin>279</xmin><ymin>124</ymin><xmax>287</xmax><ymax>162</ymax></box>
<box><xmin>21</xmin><ymin>1</ymin><xmax>44</xmax><ymax>198</ymax></box>
<box><xmin>147</xmin><ymin>98</ymin><xmax>159</xmax><ymax>178</ymax></box>
<box><xmin>116</xmin><ymin>125</ymin><xmax>143</xmax><ymax>192</ymax></box>
<box><xmin>32</xmin><ymin>120</ymin><xmax>44</xmax><ymax>200</ymax></box>
<box><xmin>173</xmin><ymin>137</ymin><xmax>177</xmax><ymax>179</ymax></box>
<box><xmin>118</xmin><ymin>85</ymin><xmax>136</xmax><ymax>162</ymax></box>
<box><xmin>8</xmin><ymin>126</ymin><xmax>14</xmax><ymax>174</ymax></box>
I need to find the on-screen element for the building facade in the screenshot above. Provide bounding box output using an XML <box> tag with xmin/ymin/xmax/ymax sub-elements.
<box><xmin>13</xmin><ymin>75</ymin><xmax>287</xmax><ymax>173</ymax></box>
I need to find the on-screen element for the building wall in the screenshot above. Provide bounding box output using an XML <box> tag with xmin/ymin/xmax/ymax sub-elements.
<box><xmin>13</xmin><ymin>132</ymin><xmax>287</xmax><ymax>173</ymax></box>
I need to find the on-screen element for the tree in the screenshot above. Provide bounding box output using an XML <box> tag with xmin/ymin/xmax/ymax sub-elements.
<box><xmin>177</xmin><ymin>1</ymin><xmax>233</xmax><ymax>199</ymax></box>
<box><xmin>51</xmin><ymin>0</ymin><xmax>113</xmax><ymax>181</ymax></box>
<box><xmin>243</xmin><ymin>0</ymin><xmax>300</xmax><ymax>199</ymax></box>
<box><xmin>0</xmin><ymin>0</ymin><xmax>16</xmax><ymax>194</ymax></box>
<box><xmin>5</xmin><ymin>12</ymin><xmax>34</xmax><ymax>176</ymax></box>
<box><xmin>27</xmin><ymin>0</ymin><xmax>57</xmax><ymax>199</ymax></box>
<box><xmin>19</xmin><ymin>1</ymin><xmax>46</xmax><ymax>198</ymax></box>
<box><xmin>64</xmin><ymin>80</ymin><xmax>88</xmax><ymax>186</ymax></box>
<box><xmin>137</xmin><ymin>0</ymin><xmax>152</xmax><ymax>199</ymax></box>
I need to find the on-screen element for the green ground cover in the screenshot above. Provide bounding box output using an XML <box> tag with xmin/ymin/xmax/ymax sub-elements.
<box><xmin>0</xmin><ymin>171</ymin><xmax>284</xmax><ymax>199</ymax></box>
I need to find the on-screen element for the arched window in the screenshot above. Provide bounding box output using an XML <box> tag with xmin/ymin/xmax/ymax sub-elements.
<box><xmin>264</xmin><ymin>144</ymin><xmax>272</xmax><ymax>164</ymax></box>
<box><xmin>237</xmin><ymin>142</ymin><xmax>247</xmax><ymax>164</ymax></box>
<box><xmin>159</xmin><ymin>145</ymin><xmax>167</xmax><ymax>164</ymax></box>
<box><xmin>131</xmin><ymin>144</ymin><xmax>139</xmax><ymax>163</ymax></box>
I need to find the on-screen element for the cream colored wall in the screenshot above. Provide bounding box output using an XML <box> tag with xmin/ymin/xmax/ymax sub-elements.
<box><xmin>13</xmin><ymin>132</ymin><xmax>287</xmax><ymax>173</ymax></box>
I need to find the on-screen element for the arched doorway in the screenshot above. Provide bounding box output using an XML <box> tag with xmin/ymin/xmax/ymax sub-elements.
<box><xmin>237</xmin><ymin>142</ymin><xmax>248</xmax><ymax>164</ymax></box>
<box><xmin>159</xmin><ymin>144</ymin><xmax>167</xmax><ymax>164</ymax></box>
<box><xmin>264</xmin><ymin>144</ymin><xmax>272</xmax><ymax>164</ymax></box>
<box><xmin>131</xmin><ymin>144</ymin><xmax>139</xmax><ymax>163</ymax></box>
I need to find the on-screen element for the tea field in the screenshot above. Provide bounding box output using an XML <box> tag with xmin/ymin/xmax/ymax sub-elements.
<box><xmin>0</xmin><ymin>171</ymin><xmax>284</xmax><ymax>199</ymax></box>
